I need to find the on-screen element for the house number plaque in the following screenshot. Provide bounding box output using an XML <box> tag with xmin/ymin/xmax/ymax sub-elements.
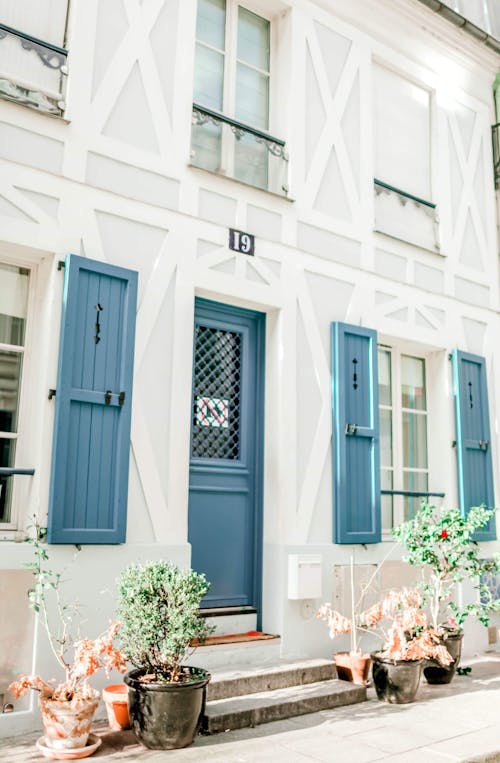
<box><xmin>229</xmin><ymin>228</ymin><xmax>255</xmax><ymax>256</ymax></box>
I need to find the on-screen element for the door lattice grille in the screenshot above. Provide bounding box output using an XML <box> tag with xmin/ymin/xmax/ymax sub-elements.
<box><xmin>191</xmin><ymin>325</ymin><xmax>241</xmax><ymax>460</ymax></box>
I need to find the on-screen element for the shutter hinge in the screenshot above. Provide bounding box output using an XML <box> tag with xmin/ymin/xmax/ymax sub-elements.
<box><xmin>118</xmin><ymin>391</ymin><xmax>125</xmax><ymax>406</ymax></box>
<box><xmin>345</xmin><ymin>424</ymin><xmax>358</xmax><ymax>435</ymax></box>
<box><xmin>57</xmin><ymin>260</ymin><xmax>65</xmax><ymax>271</ymax></box>
<box><xmin>105</xmin><ymin>390</ymin><xmax>112</xmax><ymax>405</ymax></box>
<box><xmin>452</xmin><ymin>440</ymin><xmax>456</xmax><ymax>448</ymax></box>
<box><xmin>48</xmin><ymin>389</ymin><xmax>56</xmax><ymax>400</ymax></box>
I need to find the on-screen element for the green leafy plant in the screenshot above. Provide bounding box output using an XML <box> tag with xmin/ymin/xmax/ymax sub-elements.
<box><xmin>117</xmin><ymin>560</ymin><xmax>212</xmax><ymax>683</ymax></box>
<box><xmin>393</xmin><ymin>503</ymin><xmax>500</xmax><ymax>632</ymax></box>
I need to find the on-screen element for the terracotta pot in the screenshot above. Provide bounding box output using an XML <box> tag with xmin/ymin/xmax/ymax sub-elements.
<box><xmin>424</xmin><ymin>630</ymin><xmax>463</xmax><ymax>685</ymax></box>
<box><xmin>371</xmin><ymin>653</ymin><xmax>422</xmax><ymax>704</ymax></box>
<box><xmin>39</xmin><ymin>695</ymin><xmax>99</xmax><ymax>750</ymax></box>
<box><xmin>102</xmin><ymin>684</ymin><xmax>131</xmax><ymax>730</ymax></box>
<box><xmin>334</xmin><ymin>652</ymin><xmax>371</xmax><ymax>685</ymax></box>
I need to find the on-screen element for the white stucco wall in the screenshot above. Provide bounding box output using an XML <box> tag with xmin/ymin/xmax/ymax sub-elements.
<box><xmin>1</xmin><ymin>0</ymin><xmax>500</xmax><ymax>736</ymax></box>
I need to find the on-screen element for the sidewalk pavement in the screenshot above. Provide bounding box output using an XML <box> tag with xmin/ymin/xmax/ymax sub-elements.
<box><xmin>1</xmin><ymin>655</ymin><xmax>500</xmax><ymax>763</ymax></box>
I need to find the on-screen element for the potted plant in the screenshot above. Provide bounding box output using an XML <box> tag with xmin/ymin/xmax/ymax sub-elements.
<box><xmin>117</xmin><ymin>560</ymin><xmax>213</xmax><ymax>750</ymax></box>
<box><xmin>316</xmin><ymin>553</ymin><xmax>393</xmax><ymax>685</ymax></box>
<box><xmin>361</xmin><ymin>588</ymin><xmax>453</xmax><ymax>704</ymax></box>
<box><xmin>393</xmin><ymin>503</ymin><xmax>500</xmax><ymax>684</ymax></box>
<box><xmin>8</xmin><ymin>524</ymin><xmax>126</xmax><ymax>757</ymax></box>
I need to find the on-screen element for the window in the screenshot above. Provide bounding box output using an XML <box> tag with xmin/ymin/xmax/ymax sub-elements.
<box><xmin>0</xmin><ymin>1</ymin><xmax>68</xmax><ymax>115</ymax></box>
<box><xmin>378</xmin><ymin>348</ymin><xmax>429</xmax><ymax>531</ymax></box>
<box><xmin>0</xmin><ymin>263</ymin><xmax>30</xmax><ymax>527</ymax></box>
<box><xmin>191</xmin><ymin>0</ymin><xmax>288</xmax><ymax>194</ymax></box>
<box><xmin>372</xmin><ymin>64</ymin><xmax>439</xmax><ymax>252</ymax></box>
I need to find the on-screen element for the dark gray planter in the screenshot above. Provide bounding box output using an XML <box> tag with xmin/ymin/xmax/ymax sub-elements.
<box><xmin>423</xmin><ymin>631</ymin><xmax>463</xmax><ymax>685</ymax></box>
<box><xmin>125</xmin><ymin>667</ymin><xmax>210</xmax><ymax>750</ymax></box>
<box><xmin>371</xmin><ymin>653</ymin><xmax>422</xmax><ymax>704</ymax></box>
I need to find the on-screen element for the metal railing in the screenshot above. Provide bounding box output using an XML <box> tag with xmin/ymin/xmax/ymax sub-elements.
<box><xmin>381</xmin><ymin>490</ymin><xmax>445</xmax><ymax>498</ymax></box>
<box><xmin>0</xmin><ymin>22</ymin><xmax>68</xmax><ymax>114</ymax></box>
<box><xmin>374</xmin><ymin>179</ymin><xmax>436</xmax><ymax>210</ymax></box>
<box><xmin>0</xmin><ymin>468</ymin><xmax>35</xmax><ymax>477</ymax></box>
<box><xmin>191</xmin><ymin>103</ymin><xmax>289</xmax><ymax>196</ymax></box>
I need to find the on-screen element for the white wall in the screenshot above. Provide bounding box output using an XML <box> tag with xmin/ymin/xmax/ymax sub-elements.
<box><xmin>1</xmin><ymin>0</ymin><xmax>500</xmax><ymax>735</ymax></box>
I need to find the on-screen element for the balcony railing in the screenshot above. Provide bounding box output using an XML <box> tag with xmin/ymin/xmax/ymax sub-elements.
<box><xmin>191</xmin><ymin>103</ymin><xmax>289</xmax><ymax>197</ymax></box>
<box><xmin>0</xmin><ymin>22</ymin><xmax>68</xmax><ymax>115</ymax></box>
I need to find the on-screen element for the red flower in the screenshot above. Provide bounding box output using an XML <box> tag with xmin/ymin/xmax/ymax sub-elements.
<box><xmin>440</xmin><ymin>530</ymin><xmax>448</xmax><ymax>539</ymax></box>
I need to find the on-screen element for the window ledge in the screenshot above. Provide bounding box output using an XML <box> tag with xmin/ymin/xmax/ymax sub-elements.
<box><xmin>187</xmin><ymin>162</ymin><xmax>295</xmax><ymax>203</ymax></box>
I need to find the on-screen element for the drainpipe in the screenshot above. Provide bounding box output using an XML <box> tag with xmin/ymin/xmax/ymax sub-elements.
<box><xmin>493</xmin><ymin>74</ymin><xmax>500</xmax><ymax>190</ymax></box>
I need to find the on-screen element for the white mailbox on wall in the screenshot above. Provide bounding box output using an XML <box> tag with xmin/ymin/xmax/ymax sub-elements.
<box><xmin>288</xmin><ymin>554</ymin><xmax>322</xmax><ymax>599</ymax></box>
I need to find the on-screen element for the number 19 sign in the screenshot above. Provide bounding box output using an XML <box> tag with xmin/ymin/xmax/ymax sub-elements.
<box><xmin>229</xmin><ymin>228</ymin><xmax>255</xmax><ymax>256</ymax></box>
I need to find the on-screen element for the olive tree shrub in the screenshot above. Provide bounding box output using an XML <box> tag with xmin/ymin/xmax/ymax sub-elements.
<box><xmin>117</xmin><ymin>561</ymin><xmax>212</xmax><ymax>682</ymax></box>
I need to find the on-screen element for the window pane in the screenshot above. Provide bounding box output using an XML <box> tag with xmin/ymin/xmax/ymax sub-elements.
<box><xmin>403</xmin><ymin>471</ymin><xmax>428</xmax><ymax>520</ymax></box>
<box><xmin>235</xmin><ymin>63</ymin><xmax>269</xmax><ymax>128</ymax></box>
<box><xmin>0</xmin><ymin>438</ymin><xmax>15</xmax><ymax>523</ymax></box>
<box><xmin>381</xmin><ymin>469</ymin><xmax>393</xmax><ymax>530</ymax></box>
<box><xmin>191</xmin><ymin>121</ymin><xmax>222</xmax><ymax>172</ymax></box>
<box><xmin>401</xmin><ymin>355</ymin><xmax>426</xmax><ymax>410</ymax></box>
<box><xmin>237</xmin><ymin>7</ymin><xmax>270</xmax><ymax>71</ymax></box>
<box><xmin>373</xmin><ymin>64</ymin><xmax>430</xmax><ymax>200</ymax></box>
<box><xmin>0</xmin><ymin>264</ymin><xmax>29</xmax><ymax>346</ymax></box>
<box><xmin>196</xmin><ymin>0</ymin><xmax>226</xmax><ymax>50</ymax></box>
<box><xmin>0</xmin><ymin>351</ymin><xmax>22</xmax><ymax>433</ymax></box>
<box><xmin>378</xmin><ymin>349</ymin><xmax>391</xmax><ymax>406</ymax></box>
<box><xmin>194</xmin><ymin>44</ymin><xmax>224</xmax><ymax>111</ymax></box>
<box><xmin>402</xmin><ymin>411</ymin><xmax>427</xmax><ymax>469</ymax></box>
<box><xmin>379</xmin><ymin>408</ymin><xmax>392</xmax><ymax>466</ymax></box>
<box><xmin>234</xmin><ymin>132</ymin><xmax>268</xmax><ymax>189</ymax></box>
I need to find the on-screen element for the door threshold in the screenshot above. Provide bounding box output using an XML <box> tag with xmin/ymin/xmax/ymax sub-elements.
<box><xmin>199</xmin><ymin>606</ymin><xmax>257</xmax><ymax>618</ymax></box>
<box><xmin>191</xmin><ymin>631</ymin><xmax>278</xmax><ymax>647</ymax></box>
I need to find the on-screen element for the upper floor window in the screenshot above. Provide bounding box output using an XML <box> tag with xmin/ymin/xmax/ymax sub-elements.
<box><xmin>379</xmin><ymin>348</ymin><xmax>430</xmax><ymax>532</ymax></box>
<box><xmin>191</xmin><ymin>0</ymin><xmax>288</xmax><ymax>195</ymax></box>
<box><xmin>0</xmin><ymin>0</ymin><xmax>68</xmax><ymax>115</ymax></box>
<box><xmin>0</xmin><ymin>263</ymin><xmax>30</xmax><ymax>528</ymax></box>
<box><xmin>372</xmin><ymin>64</ymin><xmax>439</xmax><ymax>252</ymax></box>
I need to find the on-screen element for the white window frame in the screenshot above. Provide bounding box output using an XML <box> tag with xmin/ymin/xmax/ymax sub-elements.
<box><xmin>0</xmin><ymin>256</ymin><xmax>36</xmax><ymax>535</ymax></box>
<box><xmin>379</xmin><ymin>344</ymin><xmax>430</xmax><ymax>535</ymax></box>
<box><xmin>193</xmin><ymin>0</ymin><xmax>281</xmax><ymax>186</ymax></box>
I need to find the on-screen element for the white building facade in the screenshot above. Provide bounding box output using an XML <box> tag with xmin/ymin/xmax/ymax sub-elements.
<box><xmin>1</xmin><ymin>0</ymin><xmax>500</xmax><ymax>735</ymax></box>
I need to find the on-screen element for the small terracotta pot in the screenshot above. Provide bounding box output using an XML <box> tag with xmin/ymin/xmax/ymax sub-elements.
<box><xmin>39</xmin><ymin>695</ymin><xmax>99</xmax><ymax>750</ymax></box>
<box><xmin>334</xmin><ymin>651</ymin><xmax>371</xmax><ymax>685</ymax></box>
<box><xmin>102</xmin><ymin>684</ymin><xmax>131</xmax><ymax>730</ymax></box>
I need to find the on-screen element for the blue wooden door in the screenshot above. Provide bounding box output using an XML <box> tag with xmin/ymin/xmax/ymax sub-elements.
<box><xmin>48</xmin><ymin>254</ymin><xmax>137</xmax><ymax>544</ymax></box>
<box><xmin>188</xmin><ymin>300</ymin><xmax>265</xmax><ymax>611</ymax></box>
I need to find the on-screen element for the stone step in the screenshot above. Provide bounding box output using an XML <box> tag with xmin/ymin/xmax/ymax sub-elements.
<box><xmin>207</xmin><ymin>658</ymin><xmax>337</xmax><ymax>701</ymax></box>
<box><xmin>186</xmin><ymin>636</ymin><xmax>281</xmax><ymax>672</ymax></box>
<box><xmin>202</xmin><ymin>678</ymin><xmax>366</xmax><ymax>734</ymax></box>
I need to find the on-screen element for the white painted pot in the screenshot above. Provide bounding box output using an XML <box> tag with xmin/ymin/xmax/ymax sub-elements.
<box><xmin>39</xmin><ymin>695</ymin><xmax>99</xmax><ymax>750</ymax></box>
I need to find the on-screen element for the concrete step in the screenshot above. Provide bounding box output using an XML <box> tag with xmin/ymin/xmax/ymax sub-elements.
<box><xmin>186</xmin><ymin>636</ymin><xmax>281</xmax><ymax>671</ymax></box>
<box><xmin>207</xmin><ymin>658</ymin><xmax>337</xmax><ymax>701</ymax></box>
<box><xmin>202</xmin><ymin>678</ymin><xmax>367</xmax><ymax>734</ymax></box>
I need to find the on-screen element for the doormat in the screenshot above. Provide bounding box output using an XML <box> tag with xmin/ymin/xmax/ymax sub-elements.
<box><xmin>190</xmin><ymin>631</ymin><xmax>278</xmax><ymax>647</ymax></box>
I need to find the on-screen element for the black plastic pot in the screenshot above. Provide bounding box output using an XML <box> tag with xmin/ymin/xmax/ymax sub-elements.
<box><xmin>125</xmin><ymin>667</ymin><xmax>210</xmax><ymax>750</ymax></box>
<box><xmin>371</xmin><ymin>653</ymin><xmax>422</xmax><ymax>704</ymax></box>
<box><xmin>423</xmin><ymin>631</ymin><xmax>463</xmax><ymax>685</ymax></box>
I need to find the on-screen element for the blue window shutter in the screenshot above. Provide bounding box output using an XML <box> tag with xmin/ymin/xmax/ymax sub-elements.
<box><xmin>452</xmin><ymin>350</ymin><xmax>496</xmax><ymax>541</ymax></box>
<box><xmin>47</xmin><ymin>254</ymin><xmax>138</xmax><ymax>544</ymax></box>
<box><xmin>331</xmin><ymin>322</ymin><xmax>381</xmax><ymax>544</ymax></box>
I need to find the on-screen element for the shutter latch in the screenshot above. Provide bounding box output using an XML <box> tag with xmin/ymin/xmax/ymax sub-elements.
<box><xmin>118</xmin><ymin>391</ymin><xmax>125</xmax><ymax>406</ymax></box>
<box><xmin>479</xmin><ymin>440</ymin><xmax>490</xmax><ymax>450</ymax></box>
<box><xmin>345</xmin><ymin>424</ymin><xmax>358</xmax><ymax>436</ymax></box>
<box><xmin>105</xmin><ymin>390</ymin><xmax>112</xmax><ymax>405</ymax></box>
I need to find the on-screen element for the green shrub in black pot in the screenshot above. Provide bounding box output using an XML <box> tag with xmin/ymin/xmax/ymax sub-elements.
<box><xmin>117</xmin><ymin>561</ymin><xmax>212</xmax><ymax>750</ymax></box>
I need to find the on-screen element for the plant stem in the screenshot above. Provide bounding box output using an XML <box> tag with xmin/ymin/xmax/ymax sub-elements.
<box><xmin>350</xmin><ymin>556</ymin><xmax>357</xmax><ymax>653</ymax></box>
